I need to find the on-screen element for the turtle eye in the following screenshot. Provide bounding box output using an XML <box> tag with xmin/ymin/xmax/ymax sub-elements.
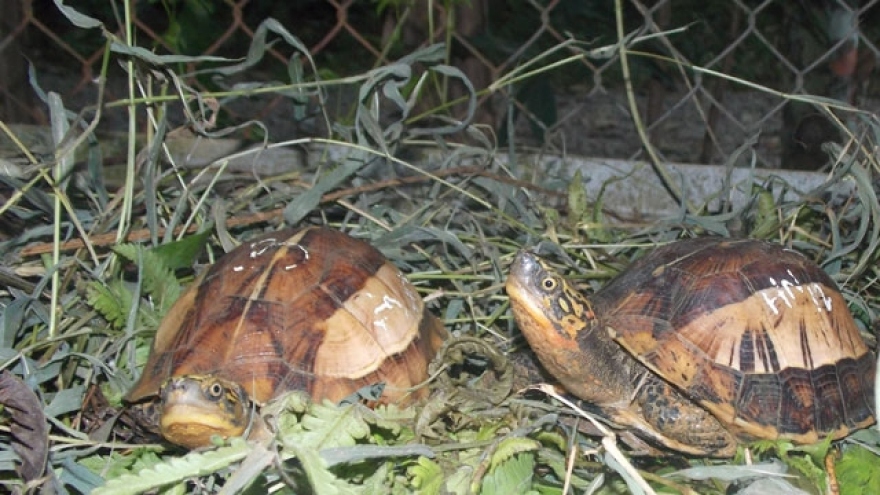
<box><xmin>541</xmin><ymin>277</ymin><xmax>557</xmax><ymax>291</ymax></box>
<box><xmin>207</xmin><ymin>381</ymin><xmax>225</xmax><ymax>400</ymax></box>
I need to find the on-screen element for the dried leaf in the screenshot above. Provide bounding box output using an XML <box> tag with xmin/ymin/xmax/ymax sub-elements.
<box><xmin>0</xmin><ymin>370</ymin><xmax>49</xmax><ymax>484</ymax></box>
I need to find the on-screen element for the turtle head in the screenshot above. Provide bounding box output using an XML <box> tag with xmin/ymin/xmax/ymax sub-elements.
<box><xmin>506</xmin><ymin>251</ymin><xmax>597</xmax><ymax>343</ymax></box>
<box><xmin>159</xmin><ymin>375</ymin><xmax>251</xmax><ymax>449</ymax></box>
<box><xmin>507</xmin><ymin>251</ymin><xmax>630</xmax><ymax>404</ymax></box>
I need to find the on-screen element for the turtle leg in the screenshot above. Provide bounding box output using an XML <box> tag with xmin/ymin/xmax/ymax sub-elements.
<box><xmin>629</xmin><ymin>374</ymin><xmax>737</xmax><ymax>457</ymax></box>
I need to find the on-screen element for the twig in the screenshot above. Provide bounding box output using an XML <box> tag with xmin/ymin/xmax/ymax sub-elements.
<box><xmin>537</xmin><ymin>384</ymin><xmax>657</xmax><ymax>495</ymax></box>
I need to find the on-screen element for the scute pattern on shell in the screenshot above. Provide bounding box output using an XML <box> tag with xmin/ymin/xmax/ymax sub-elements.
<box><xmin>126</xmin><ymin>226</ymin><xmax>446</xmax><ymax>407</ymax></box>
<box><xmin>596</xmin><ymin>237</ymin><xmax>875</xmax><ymax>443</ymax></box>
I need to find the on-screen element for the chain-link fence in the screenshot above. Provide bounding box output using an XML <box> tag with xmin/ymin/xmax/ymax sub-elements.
<box><xmin>1</xmin><ymin>0</ymin><xmax>878</xmax><ymax>169</ymax></box>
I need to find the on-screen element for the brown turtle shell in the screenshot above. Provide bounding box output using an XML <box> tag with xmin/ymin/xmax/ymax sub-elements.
<box><xmin>598</xmin><ymin>238</ymin><xmax>875</xmax><ymax>443</ymax></box>
<box><xmin>508</xmin><ymin>237</ymin><xmax>875</xmax><ymax>455</ymax></box>
<box><xmin>126</xmin><ymin>226</ymin><xmax>447</xmax><ymax>407</ymax></box>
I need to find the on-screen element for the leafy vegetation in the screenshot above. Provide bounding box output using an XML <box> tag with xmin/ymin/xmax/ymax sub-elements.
<box><xmin>1</xmin><ymin>2</ymin><xmax>879</xmax><ymax>494</ymax></box>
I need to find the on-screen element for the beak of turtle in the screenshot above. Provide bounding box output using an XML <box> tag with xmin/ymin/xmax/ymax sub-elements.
<box><xmin>506</xmin><ymin>251</ymin><xmax>553</xmax><ymax>325</ymax></box>
<box><xmin>508</xmin><ymin>251</ymin><xmax>542</xmax><ymax>292</ymax></box>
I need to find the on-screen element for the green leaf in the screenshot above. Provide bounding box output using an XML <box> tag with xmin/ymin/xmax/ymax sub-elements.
<box><xmin>216</xmin><ymin>441</ymin><xmax>274</xmax><ymax>495</ymax></box>
<box><xmin>208</xmin><ymin>18</ymin><xmax>314</xmax><ymax>77</ymax></box>
<box><xmin>321</xmin><ymin>444</ymin><xmax>433</xmax><ymax>468</ymax></box>
<box><xmin>409</xmin><ymin>456</ymin><xmax>444</xmax><ymax>495</ymax></box>
<box><xmin>78</xmin><ymin>449</ymin><xmax>162</xmax><ymax>482</ymax></box>
<box><xmin>86</xmin><ymin>279</ymin><xmax>132</xmax><ymax>330</ymax></box>
<box><xmin>149</xmin><ymin>229</ymin><xmax>211</xmax><ymax>272</ymax></box>
<box><xmin>301</xmin><ymin>402</ymin><xmax>372</xmax><ymax>449</ymax></box>
<box><xmin>44</xmin><ymin>386</ymin><xmax>86</xmax><ymax>417</ymax></box>
<box><xmin>490</xmin><ymin>437</ymin><xmax>541</xmax><ymax>471</ymax></box>
<box><xmin>109</xmin><ymin>42</ymin><xmax>237</xmax><ymax>64</ymax></box>
<box><xmin>748</xmin><ymin>183</ymin><xmax>782</xmax><ymax>238</ymax></box>
<box><xmin>291</xmin><ymin>443</ymin><xmax>361</xmax><ymax>495</ymax></box>
<box><xmin>360</xmin><ymin>463</ymin><xmax>397</xmax><ymax>495</ymax></box>
<box><xmin>751</xmin><ymin>438</ymin><xmax>831</xmax><ymax>494</ymax></box>
<box><xmin>52</xmin><ymin>0</ymin><xmax>103</xmax><ymax>29</ymax></box>
<box><xmin>57</xmin><ymin>457</ymin><xmax>107</xmax><ymax>494</ymax></box>
<box><xmin>112</xmin><ymin>244</ymin><xmax>182</xmax><ymax>316</ymax></box>
<box><xmin>667</xmin><ymin>460</ymin><xmax>789</xmax><ymax>482</ymax></box>
<box><xmin>567</xmin><ymin>168</ymin><xmax>588</xmax><ymax>230</ymax></box>
<box><xmin>480</xmin><ymin>451</ymin><xmax>536</xmax><ymax>495</ymax></box>
<box><xmin>274</xmin><ymin>399</ymin><xmax>376</xmax><ymax>451</ymax></box>
<box><xmin>838</xmin><ymin>445</ymin><xmax>880</xmax><ymax>495</ymax></box>
<box><xmin>93</xmin><ymin>439</ymin><xmax>250</xmax><ymax>495</ymax></box>
<box><xmin>533</xmin><ymin>430</ymin><xmax>567</xmax><ymax>452</ymax></box>
<box><xmin>475</xmin><ymin>423</ymin><xmax>504</xmax><ymax>443</ymax></box>
<box><xmin>283</xmin><ymin>159</ymin><xmax>364</xmax><ymax>225</ymax></box>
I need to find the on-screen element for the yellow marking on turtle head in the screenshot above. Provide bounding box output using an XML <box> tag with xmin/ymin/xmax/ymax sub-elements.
<box><xmin>510</xmin><ymin>253</ymin><xmax>596</xmax><ymax>341</ymax></box>
<box><xmin>159</xmin><ymin>375</ymin><xmax>251</xmax><ymax>449</ymax></box>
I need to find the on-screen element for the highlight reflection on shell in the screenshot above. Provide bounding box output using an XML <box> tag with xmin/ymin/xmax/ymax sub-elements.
<box><xmin>127</xmin><ymin>226</ymin><xmax>447</xmax><ymax>407</ymax></box>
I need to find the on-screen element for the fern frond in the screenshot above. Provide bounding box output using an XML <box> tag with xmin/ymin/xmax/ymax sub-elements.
<box><xmin>92</xmin><ymin>439</ymin><xmax>250</xmax><ymax>495</ymax></box>
<box><xmin>86</xmin><ymin>280</ymin><xmax>132</xmax><ymax>330</ymax></box>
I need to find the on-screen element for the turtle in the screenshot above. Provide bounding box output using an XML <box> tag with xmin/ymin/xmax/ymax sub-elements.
<box><xmin>126</xmin><ymin>226</ymin><xmax>447</xmax><ymax>449</ymax></box>
<box><xmin>506</xmin><ymin>237</ymin><xmax>876</xmax><ymax>457</ymax></box>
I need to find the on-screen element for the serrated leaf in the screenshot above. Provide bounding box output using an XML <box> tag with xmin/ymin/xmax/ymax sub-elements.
<box><xmin>361</xmin><ymin>402</ymin><xmax>413</xmax><ymax>435</ymax></box>
<box><xmin>475</xmin><ymin>423</ymin><xmax>504</xmax><ymax>443</ymax></box>
<box><xmin>409</xmin><ymin>456</ymin><xmax>443</xmax><ymax>495</ymax></box>
<box><xmin>480</xmin><ymin>452</ymin><xmax>535</xmax><ymax>495</ymax></box>
<box><xmin>533</xmin><ymin>430</ymin><xmax>567</xmax><ymax>451</ymax></box>
<box><xmin>489</xmin><ymin>437</ymin><xmax>541</xmax><ymax>471</ymax></box>
<box><xmin>291</xmin><ymin>443</ymin><xmax>361</xmax><ymax>495</ymax></box>
<box><xmin>86</xmin><ymin>280</ymin><xmax>131</xmax><ymax>330</ymax></box>
<box><xmin>442</xmin><ymin>466</ymin><xmax>473</xmax><ymax>495</ymax></box>
<box><xmin>87</xmin><ymin>242</ymin><xmax>185</xmax><ymax>334</ymax></box>
<box><xmin>112</xmin><ymin>244</ymin><xmax>182</xmax><ymax>313</ymax></box>
<box><xmin>93</xmin><ymin>438</ymin><xmax>250</xmax><ymax>495</ymax></box>
<box><xmin>77</xmin><ymin>449</ymin><xmax>161</xmax><ymax>481</ymax></box>
<box><xmin>360</xmin><ymin>463</ymin><xmax>392</xmax><ymax>495</ymax></box>
<box><xmin>293</xmin><ymin>401</ymin><xmax>373</xmax><ymax>450</ymax></box>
